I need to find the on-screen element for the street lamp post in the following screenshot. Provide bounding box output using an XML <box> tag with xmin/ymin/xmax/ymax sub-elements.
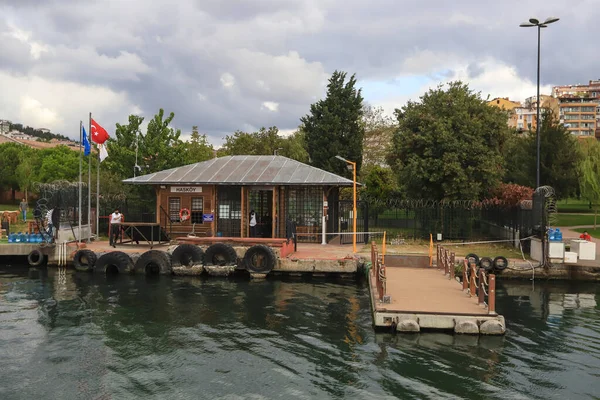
<box><xmin>520</xmin><ymin>17</ymin><xmax>559</xmax><ymax>189</ymax></box>
<box><xmin>335</xmin><ymin>155</ymin><xmax>357</xmax><ymax>253</ymax></box>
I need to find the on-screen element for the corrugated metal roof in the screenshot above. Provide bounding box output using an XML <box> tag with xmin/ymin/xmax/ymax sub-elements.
<box><xmin>123</xmin><ymin>155</ymin><xmax>355</xmax><ymax>186</ymax></box>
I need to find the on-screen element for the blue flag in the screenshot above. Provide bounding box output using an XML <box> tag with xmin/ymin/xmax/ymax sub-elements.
<box><xmin>82</xmin><ymin>126</ymin><xmax>91</xmax><ymax>156</ymax></box>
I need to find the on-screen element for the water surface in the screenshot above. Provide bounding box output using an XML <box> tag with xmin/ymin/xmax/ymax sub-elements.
<box><xmin>0</xmin><ymin>266</ymin><xmax>599</xmax><ymax>399</ymax></box>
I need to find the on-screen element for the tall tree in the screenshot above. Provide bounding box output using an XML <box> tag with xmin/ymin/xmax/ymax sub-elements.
<box><xmin>0</xmin><ymin>143</ymin><xmax>23</xmax><ymax>194</ymax></box>
<box><xmin>184</xmin><ymin>126</ymin><xmax>214</xmax><ymax>164</ymax></box>
<box><xmin>301</xmin><ymin>70</ymin><xmax>364</xmax><ymax>177</ymax></box>
<box><xmin>504</xmin><ymin>109</ymin><xmax>582</xmax><ymax>198</ymax></box>
<box><xmin>388</xmin><ymin>81</ymin><xmax>508</xmax><ymax>200</ymax></box>
<box><xmin>361</xmin><ymin>104</ymin><xmax>395</xmax><ymax>168</ymax></box>
<box><xmin>579</xmin><ymin>139</ymin><xmax>600</xmax><ymax>227</ymax></box>
<box><xmin>219</xmin><ymin>126</ymin><xmax>282</xmax><ymax>156</ymax></box>
<box><xmin>105</xmin><ymin>114</ymin><xmax>144</xmax><ymax>179</ymax></box>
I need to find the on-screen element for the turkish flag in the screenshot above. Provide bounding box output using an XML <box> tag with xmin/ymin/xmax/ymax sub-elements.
<box><xmin>91</xmin><ymin>118</ymin><xmax>109</xmax><ymax>144</ymax></box>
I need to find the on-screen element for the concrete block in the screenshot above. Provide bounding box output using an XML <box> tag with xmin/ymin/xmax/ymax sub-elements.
<box><xmin>454</xmin><ymin>320</ymin><xmax>479</xmax><ymax>335</ymax></box>
<box><xmin>397</xmin><ymin>319</ymin><xmax>420</xmax><ymax>333</ymax></box>
<box><xmin>249</xmin><ymin>273</ymin><xmax>268</xmax><ymax>279</ymax></box>
<box><xmin>480</xmin><ymin>319</ymin><xmax>506</xmax><ymax>335</ymax></box>
<box><xmin>418</xmin><ymin>314</ymin><xmax>457</xmax><ymax>330</ymax></box>
<box><xmin>205</xmin><ymin>265</ymin><xmax>236</xmax><ymax>277</ymax></box>
<box><xmin>172</xmin><ymin>264</ymin><xmax>204</xmax><ymax>276</ymax></box>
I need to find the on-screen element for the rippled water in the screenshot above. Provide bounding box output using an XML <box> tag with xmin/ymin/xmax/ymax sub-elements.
<box><xmin>0</xmin><ymin>266</ymin><xmax>599</xmax><ymax>400</ymax></box>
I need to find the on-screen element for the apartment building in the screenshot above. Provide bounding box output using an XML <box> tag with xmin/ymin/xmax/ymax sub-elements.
<box><xmin>487</xmin><ymin>97</ymin><xmax>521</xmax><ymax>129</ymax></box>
<box><xmin>553</xmin><ymin>80</ymin><xmax>600</xmax><ymax>138</ymax></box>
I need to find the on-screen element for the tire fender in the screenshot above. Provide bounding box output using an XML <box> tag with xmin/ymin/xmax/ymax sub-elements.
<box><xmin>135</xmin><ymin>250</ymin><xmax>172</xmax><ymax>275</ymax></box>
<box><xmin>72</xmin><ymin>249</ymin><xmax>97</xmax><ymax>272</ymax></box>
<box><xmin>27</xmin><ymin>249</ymin><xmax>44</xmax><ymax>267</ymax></box>
<box><xmin>243</xmin><ymin>244</ymin><xmax>277</xmax><ymax>273</ymax></box>
<box><xmin>204</xmin><ymin>243</ymin><xmax>238</xmax><ymax>266</ymax></box>
<box><xmin>94</xmin><ymin>251</ymin><xmax>134</xmax><ymax>274</ymax></box>
<box><xmin>171</xmin><ymin>244</ymin><xmax>204</xmax><ymax>267</ymax></box>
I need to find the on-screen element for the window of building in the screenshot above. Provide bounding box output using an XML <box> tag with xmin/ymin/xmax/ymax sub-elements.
<box><xmin>191</xmin><ymin>197</ymin><xmax>204</xmax><ymax>224</ymax></box>
<box><xmin>582</xmin><ymin>114</ymin><xmax>595</xmax><ymax>120</ymax></box>
<box><xmin>169</xmin><ymin>197</ymin><xmax>181</xmax><ymax>222</ymax></box>
<box><xmin>581</xmin><ymin>106</ymin><xmax>595</xmax><ymax>112</ymax></box>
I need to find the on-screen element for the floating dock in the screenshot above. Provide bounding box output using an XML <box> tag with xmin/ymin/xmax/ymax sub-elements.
<box><xmin>368</xmin><ymin>244</ymin><xmax>506</xmax><ymax>335</ymax></box>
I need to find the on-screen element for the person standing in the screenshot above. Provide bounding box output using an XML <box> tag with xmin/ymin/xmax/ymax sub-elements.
<box><xmin>19</xmin><ymin>198</ymin><xmax>27</xmax><ymax>222</ymax></box>
<box><xmin>579</xmin><ymin>231</ymin><xmax>592</xmax><ymax>241</ymax></box>
<box><xmin>249</xmin><ymin>209</ymin><xmax>257</xmax><ymax>237</ymax></box>
<box><xmin>110</xmin><ymin>208</ymin><xmax>123</xmax><ymax>248</ymax></box>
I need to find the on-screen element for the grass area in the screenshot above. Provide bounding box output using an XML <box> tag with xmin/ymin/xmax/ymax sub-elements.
<box><xmin>557</xmin><ymin>199</ymin><xmax>595</xmax><ymax>213</ymax></box>
<box><xmin>573</xmin><ymin>228</ymin><xmax>600</xmax><ymax>239</ymax></box>
<box><xmin>362</xmin><ymin>240</ymin><xmax>525</xmax><ymax>260</ymax></box>
<box><xmin>555</xmin><ymin>213</ymin><xmax>599</xmax><ymax>227</ymax></box>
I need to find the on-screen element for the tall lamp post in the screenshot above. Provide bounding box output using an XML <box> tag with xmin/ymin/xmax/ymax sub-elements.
<box><xmin>519</xmin><ymin>17</ymin><xmax>559</xmax><ymax>189</ymax></box>
<box><xmin>335</xmin><ymin>155</ymin><xmax>357</xmax><ymax>253</ymax></box>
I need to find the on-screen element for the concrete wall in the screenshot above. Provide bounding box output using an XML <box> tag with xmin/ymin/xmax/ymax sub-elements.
<box><xmin>57</xmin><ymin>224</ymin><xmax>92</xmax><ymax>243</ymax></box>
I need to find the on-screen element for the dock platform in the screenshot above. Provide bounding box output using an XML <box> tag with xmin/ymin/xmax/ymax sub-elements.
<box><xmin>369</xmin><ymin>244</ymin><xmax>506</xmax><ymax>335</ymax></box>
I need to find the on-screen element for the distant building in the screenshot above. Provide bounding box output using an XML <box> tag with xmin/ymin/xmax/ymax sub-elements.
<box><xmin>487</xmin><ymin>97</ymin><xmax>521</xmax><ymax>129</ymax></box>
<box><xmin>0</xmin><ymin>120</ymin><xmax>10</xmax><ymax>135</ymax></box>
<box><xmin>553</xmin><ymin>80</ymin><xmax>600</xmax><ymax>139</ymax></box>
<box><xmin>38</xmin><ymin>128</ymin><xmax>51</xmax><ymax>133</ymax></box>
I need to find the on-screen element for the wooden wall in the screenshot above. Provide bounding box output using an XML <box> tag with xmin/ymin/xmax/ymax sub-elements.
<box><xmin>156</xmin><ymin>185</ymin><xmax>216</xmax><ymax>236</ymax></box>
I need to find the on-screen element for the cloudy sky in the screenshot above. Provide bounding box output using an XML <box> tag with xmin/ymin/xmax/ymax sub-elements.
<box><xmin>1</xmin><ymin>0</ymin><xmax>598</xmax><ymax>144</ymax></box>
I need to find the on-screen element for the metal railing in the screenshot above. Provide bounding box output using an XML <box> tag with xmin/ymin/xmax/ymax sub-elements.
<box><xmin>159</xmin><ymin>205</ymin><xmax>172</xmax><ymax>239</ymax></box>
<box><xmin>436</xmin><ymin>245</ymin><xmax>497</xmax><ymax>315</ymax></box>
<box><xmin>371</xmin><ymin>241</ymin><xmax>386</xmax><ymax>301</ymax></box>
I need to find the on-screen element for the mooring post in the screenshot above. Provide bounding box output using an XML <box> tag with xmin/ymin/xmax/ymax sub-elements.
<box><xmin>488</xmin><ymin>274</ymin><xmax>496</xmax><ymax>314</ymax></box>
<box><xmin>469</xmin><ymin>263</ymin><xmax>477</xmax><ymax>296</ymax></box>
<box><xmin>442</xmin><ymin>248</ymin><xmax>447</xmax><ymax>272</ymax></box>
<box><xmin>478</xmin><ymin>268</ymin><xmax>485</xmax><ymax>305</ymax></box>
<box><xmin>450</xmin><ymin>252</ymin><xmax>455</xmax><ymax>279</ymax></box>
<box><xmin>436</xmin><ymin>244</ymin><xmax>439</xmax><ymax>268</ymax></box>
<box><xmin>462</xmin><ymin>259</ymin><xmax>469</xmax><ymax>291</ymax></box>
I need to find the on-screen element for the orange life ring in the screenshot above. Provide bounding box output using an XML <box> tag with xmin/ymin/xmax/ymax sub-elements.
<box><xmin>179</xmin><ymin>208</ymin><xmax>190</xmax><ymax>222</ymax></box>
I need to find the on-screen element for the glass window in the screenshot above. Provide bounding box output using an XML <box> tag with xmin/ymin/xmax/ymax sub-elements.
<box><xmin>191</xmin><ymin>197</ymin><xmax>203</xmax><ymax>224</ymax></box>
<box><xmin>169</xmin><ymin>197</ymin><xmax>181</xmax><ymax>222</ymax></box>
<box><xmin>581</xmin><ymin>106</ymin><xmax>595</xmax><ymax>112</ymax></box>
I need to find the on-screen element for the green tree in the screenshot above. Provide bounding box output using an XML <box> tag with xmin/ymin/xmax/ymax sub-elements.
<box><xmin>362</xmin><ymin>104</ymin><xmax>395</xmax><ymax>168</ymax></box>
<box><xmin>36</xmin><ymin>146</ymin><xmax>80</xmax><ymax>182</ymax></box>
<box><xmin>0</xmin><ymin>143</ymin><xmax>23</xmax><ymax>194</ymax></box>
<box><xmin>388</xmin><ymin>81</ymin><xmax>508</xmax><ymax>200</ymax></box>
<box><xmin>15</xmin><ymin>147</ymin><xmax>39</xmax><ymax>200</ymax></box>
<box><xmin>184</xmin><ymin>126</ymin><xmax>214</xmax><ymax>163</ymax></box>
<box><xmin>279</xmin><ymin>130</ymin><xmax>309</xmax><ymax>163</ymax></box>
<box><xmin>104</xmin><ymin>114</ymin><xmax>144</xmax><ymax>179</ymax></box>
<box><xmin>504</xmin><ymin>109</ymin><xmax>582</xmax><ymax>198</ymax></box>
<box><xmin>301</xmin><ymin>70</ymin><xmax>364</xmax><ymax>177</ymax></box>
<box><xmin>579</xmin><ymin>139</ymin><xmax>600</xmax><ymax>227</ymax></box>
<box><xmin>219</xmin><ymin>126</ymin><xmax>282</xmax><ymax>156</ymax></box>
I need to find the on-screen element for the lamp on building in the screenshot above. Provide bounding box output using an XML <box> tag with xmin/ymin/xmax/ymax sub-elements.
<box><xmin>335</xmin><ymin>155</ymin><xmax>357</xmax><ymax>253</ymax></box>
<box><xmin>520</xmin><ymin>17</ymin><xmax>559</xmax><ymax>188</ymax></box>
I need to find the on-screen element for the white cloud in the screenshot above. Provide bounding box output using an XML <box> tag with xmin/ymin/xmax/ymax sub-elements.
<box><xmin>220</xmin><ymin>72</ymin><xmax>235</xmax><ymax>88</ymax></box>
<box><xmin>0</xmin><ymin>71</ymin><xmax>141</xmax><ymax>139</ymax></box>
<box><xmin>261</xmin><ymin>101</ymin><xmax>279</xmax><ymax>112</ymax></box>
<box><xmin>374</xmin><ymin>58</ymin><xmax>553</xmax><ymax>117</ymax></box>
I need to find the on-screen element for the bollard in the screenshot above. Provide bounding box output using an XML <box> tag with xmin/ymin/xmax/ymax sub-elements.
<box><xmin>436</xmin><ymin>245</ymin><xmax>440</xmax><ymax>269</ymax></box>
<box><xmin>463</xmin><ymin>259</ymin><xmax>469</xmax><ymax>291</ymax></box>
<box><xmin>488</xmin><ymin>274</ymin><xmax>496</xmax><ymax>314</ymax></box>
<box><xmin>478</xmin><ymin>268</ymin><xmax>485</xmax><ymax>305</ymax></box>
<box><xmin>444</xmin><ymin>250</ymin><xmax>449</xmax><ymax>275</ymax></box>
<box><xmin>443</xmin><ymin>249</ymin><xmax>448</xmax><ymax>273</ymax></box>
<box><xmin>469</xmin><ymin>263</ymin><xmax>477</xmax><ymax>297</ymax></box>
<box><xmin>450</xmin><ymin>253</ymin><xmax>455</xmax><ymax>280</ymax></box>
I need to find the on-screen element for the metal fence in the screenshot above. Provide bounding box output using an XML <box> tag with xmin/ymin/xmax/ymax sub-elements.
<box><xmin>367</xmin><ymin>199</ymin><xmax>533</xmax><ymax>247</ymax></box>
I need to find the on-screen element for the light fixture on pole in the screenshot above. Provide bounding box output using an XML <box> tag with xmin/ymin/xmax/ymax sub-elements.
<box><xmin>335</xmin><ymin>155</ymin><xmax>357</xmax><ymax>253</ymax></box>
<box><xmin>519</xmin><ymin>16</ymin><xmax>559</xmax><ymax>189</ymax></box>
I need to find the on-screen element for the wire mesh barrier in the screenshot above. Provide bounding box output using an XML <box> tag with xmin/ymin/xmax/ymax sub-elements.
<box><xmin>367</xmin><ymin>199</ymin><xmax>534</xmax><ymax>247</ymax></box>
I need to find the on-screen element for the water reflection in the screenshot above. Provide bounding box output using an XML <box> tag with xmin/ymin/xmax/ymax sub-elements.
<box><xmin>0</xmin><ymin>267</ymin><xmax>599</xmax><ymax>399</ymax></box>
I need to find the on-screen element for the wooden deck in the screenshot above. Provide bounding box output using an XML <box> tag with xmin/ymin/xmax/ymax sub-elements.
<box><xmin>381</xmin><ymin>267</ymin><xmax>488</xmax><ymax>315</ymax></box>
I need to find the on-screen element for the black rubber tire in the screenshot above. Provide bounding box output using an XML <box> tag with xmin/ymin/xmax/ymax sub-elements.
<box><xmin>204</xmin><ymin>243</ymin><xmax>238</xmax><ymax>266</ymax></box>
<box><xmin>171</xmin><ymin>244</ymin><xmax>204</xmax><ymax>267</ymax></box>
<box><xmin>479</xmin><ymin>257</ymin><xmax>494</xmax><ymax>272</ymax></box>
<box><xmin>243</xmin><ymin>244</ymin><xmax>276</xmax><ymax>273</ymax></box>
<box><xmin>72</xmin><ymin>249</ymin><xmax>97</xmax><ymax>272</ymax></box>
<box><xmin>94</xmin><ymin>251</ymin><xmax>133</xmax><ymax>275</ymax></box>
<box><xmin>493</xmin><ymin>256</ymin><xmax>508</xmax><ymax>272</ymax></box>
<box><xmin>135</xmin><ymin>250</ymin><xmax>172</xmax><ymax>275</ymax></box>
<box><xmin>27</xmin><ymin>249</ymin><xmax>44</xmax><ymax>267</ymax></box>
<box><xmin>465</xmin><ymin>253</ymin><xmax>479</xmax><ymax>265</ymax></box>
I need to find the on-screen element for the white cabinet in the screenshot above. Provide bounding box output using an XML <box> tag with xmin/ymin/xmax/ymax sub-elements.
<box><xmin>548</xmin><ymin>242</ymin><xmax>565</xmax><ymax>259</ymax></box>
<box><xmin>570</xmin><ymin>240</ymin><xmax>596</xmax><ymax>260</ymax></box>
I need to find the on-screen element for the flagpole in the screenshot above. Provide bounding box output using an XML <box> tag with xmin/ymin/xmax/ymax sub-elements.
<box><xmin>96</xmin><ymin>127</ymin><xmax>100</xmax><ymax>240</ymax></box>
<box><xmin>78</xmin><ymin>120</ymin><xmax>83</xmax><ymax>244</ymax></box>
<box><xmin>88</xmin><ymin>112</ymin><xmax>92</xmax><ymax>241</ymax></box>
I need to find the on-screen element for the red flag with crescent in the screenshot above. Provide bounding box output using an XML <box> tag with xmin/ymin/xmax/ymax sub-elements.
<box><xmin>91</xmin><ymin>118</ymin><xmax>109</xmax><ymax>144</ymax></box>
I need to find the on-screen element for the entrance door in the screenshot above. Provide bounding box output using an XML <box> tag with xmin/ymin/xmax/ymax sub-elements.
<box><xmin>217</xmin><ymin>187</ymin><xmax>241</xmax><ymax>237</ymax></box>
<box><xmin>248</xmin><ymin>189</ymin><xmax>273</xmax><ymax>238</ymax></box>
